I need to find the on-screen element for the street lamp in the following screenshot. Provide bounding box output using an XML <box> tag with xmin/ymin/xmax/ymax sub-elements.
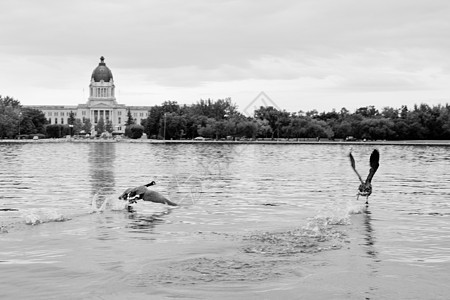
<box><xmin>18</xmin><ymin>112</ymin><xmax>22</xmax><ymax>139</ymax></box>
<box><xmin>69</xmin><ymin>124</ymin><xmax>74</xmax><ymax>137</ymax></box>
<box><xmin>164</xmin><ymin>113</ymin><xmax>167</xmax><ymax>140</ymax></box>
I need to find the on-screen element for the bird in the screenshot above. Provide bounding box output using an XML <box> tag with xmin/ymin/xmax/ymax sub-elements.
<box><xmin>119</xmin><ymin>181</ymin><xmax>156</xmax><ymax>202</ymax></box>
<box><xmin>118</xmin><ymin>181</ymin><xmax>177</xmax><ymax>207</ymax></box>
<box><xmin>349</xmin><ymin>149</ymin><xmax>380</xmax><ymax>204</ymax></box>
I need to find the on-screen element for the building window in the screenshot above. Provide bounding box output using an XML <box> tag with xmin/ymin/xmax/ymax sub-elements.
<box><xmin>82</xmin><ymin>111</ymin><xmax>86</xmax><ymax>116</ymax></box>
<box><xmin>48</xmin><ymin>118</ymin><xmax>51</xmax><ymax>124</ymax></box>
<box><xmin>55</xmin><ymin>118</ymin><xmax>58</xmax><ymax>124</ymax></box>
<box><xmin>48</xmin><ymin>112</ymin><xmax>52</xmax><ymax>116</ymax></box>
<box><xmin>140</xmin><ymin>113</ymin><xmax>143</xmax><ymax>117</ymax></box>
<box><xmin>55</xmin><ymin>112</ymin><xmax>58</xmax><ymax>116</ymax></box>
<box><xmin>61</xmin><ymin>112</ymin><xmax>64</xmax><ymax>117</ymax></box>
<box><xmin>118</xmin><ymin>117</ymin><xmax>121</xmax><ymax>124</ymax></box>
<box><xmin>118</xmin><ymin>111</ymin><xmax>121</xmax><ymax>116</ymax></box>
<box><xmin>61</xmin><ymin>118</ymin><xmax>64</xmax><ymax>124</ymax></box>
<box><xmin>133</xmin><ymin>113</ymin><xmax>137</xmax><ymax>117</ymax></box>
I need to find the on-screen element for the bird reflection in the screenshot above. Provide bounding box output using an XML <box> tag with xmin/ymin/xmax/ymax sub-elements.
<box><xmin>362</xmin><ymin>208</ymin><xmax>380</xmax><ymax>300</ymax></box>
<box><xmin>363</xmin><ymin>209</ymin><xmax>377</xmax><ymax>258</ymax></box>
<box><xmin>126</xmin><ymin>209</ymin><xmax>172</xmax><ymax>231</ymax></box>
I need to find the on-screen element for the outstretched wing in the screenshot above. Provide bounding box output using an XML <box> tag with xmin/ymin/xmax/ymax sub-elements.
<box><xmin>366</xmin><ymin>149</ymin><xmax>380</xmax><ymax>183</ymax></box>
<box><xmin>349</xmin><ymin>152</ymin><xmax>364</xmax><ymax>184</ymax></box>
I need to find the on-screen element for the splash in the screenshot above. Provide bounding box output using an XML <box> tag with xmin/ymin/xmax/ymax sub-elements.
<box><xmin>241</xmin><ymin>199</ymin><xmax>366</xmax><ymax>256</ymax></box>
<box><xmin>109</xmin><ymin>197</ymin><xmax>129</xmax><ymax>211</ymax></box>
<box><xmin>89</xmin><ymin>192</ymin><xmax>126</xmax><ymax>213</ymax></box>
<box><xmin>22</xmin><ymin>209</ymin><xmax>70</xmax><ymax>225</ymax></box>
<box><xmin>243</xmin><ymin>220</ymin><xmax>346</xmax><ymax>256</ymax></box>
<box><xmin>314</xmin><ymin>198</ymin><xmax>367</xmax><ymax>226</ymax></box>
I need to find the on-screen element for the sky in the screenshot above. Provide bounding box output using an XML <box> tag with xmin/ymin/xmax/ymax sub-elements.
<box><xmin>1</xmin><ymin>0</ymin><xmax>450</xmax><ymax>115</ymax></box>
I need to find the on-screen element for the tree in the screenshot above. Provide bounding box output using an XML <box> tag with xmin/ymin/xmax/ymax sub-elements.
<box><xmin>126</xmin><ymin>108</ymin><xmax>135</xmax><ymax>126</ymax></box>
<box><xmin>45</xmin><ymin>124</ymin><xmax>68</xmax><ymax>138</ymax></box>
<box><xmin>158</xmin><ymin>113</ymin><xmax>186</xmax><ymax>139</ymax></box>
<box><xmin>125</xmin><ymin>124</ymin><xmax>144</xmax><ymax>139</ymax></box>
<box><xmin>20</xmin><ymin>107</ymin><xmax>47</xmax><ymax>135</ymax></box>
<box><xmin>82</xmin><ymin>118</ymin><xmax>92</xmax><ymax>134</ymax></box>
<box><xmin>96</xmin><ymin>117</ymin><xmax>105</xmax><ymax>134</ymax></box>
<box><xmin>73</xmin><ymin>119</ymin><xmax>83</xmax><ymax>135</ymax></box>
<box><xmin>0</xmin><ymin>95</ymin><xmax>21</xmax><ymax>108</ymax></box>
<box><xmin>105</xmin><ymin>120</ymin><xmax>113</xmax><ymax>133</ymax></box>
<box><xmin>0</xmin><ymin>95</ymin><xmax>21</xmax><ymax>138</ymax></box>
<box><xmin>254</xmin><ymin>106</ymin><xmax>282</xmax><ymax>139</ymax></box>
<box><xmin>144</xmin><ymin>105</ymin><xmax>164</xmax><ymax>138</ymax></box>
<box><xmin>68</xmin><ymin>111</ymin><xmax>76</xmax><ymax>125</ymax></box>
<box><xmin>359</xmin><ymin>118</ymin><xmax>395</xmax><ymax>140</ymax></box>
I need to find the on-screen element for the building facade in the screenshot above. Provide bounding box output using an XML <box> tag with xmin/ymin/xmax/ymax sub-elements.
<box><xmin>28</xmin><ymin>57</ymin><xmax>151</xmax><ymax>134</ymax></box>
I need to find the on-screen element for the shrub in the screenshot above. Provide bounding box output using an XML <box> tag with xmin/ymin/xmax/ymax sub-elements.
<box><xmin>125</xmin><ymin>124</ymin><xmax>144</xmax><ymax>139</ymax></box>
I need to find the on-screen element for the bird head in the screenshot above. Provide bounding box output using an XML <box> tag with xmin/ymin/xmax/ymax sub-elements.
<box><xmin>358</xmin><ymin>182</ymin><xmax>372</xmax><ymax>197</ymax></box>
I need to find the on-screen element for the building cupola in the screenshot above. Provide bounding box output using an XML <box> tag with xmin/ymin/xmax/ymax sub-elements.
<box><xmin>91</xmin><ymin>56</ymin><xmax>113</xmax><ymax>82</ymax></box>
<box><xmin>88</xmin><ymin>56</ymin><xmax>116</xmax><ymax>103</ymax></box>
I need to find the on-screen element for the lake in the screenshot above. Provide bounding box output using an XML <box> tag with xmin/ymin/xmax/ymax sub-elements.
<box><xmin>0</xmin><ymin>142</ymin><xmax>449</xmax><ymax>299</ymax></box>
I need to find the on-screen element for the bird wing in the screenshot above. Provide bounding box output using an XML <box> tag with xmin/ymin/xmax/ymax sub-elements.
<box><xmin>131</xmin><ymin>185</ymin><xmax>148</xmax><ymax>196</ymax></box>
<box><xmin>119</xmin><ymin>187</ymin><xmax>133</xmax><ymax>199</ymax></box>
<box><xmin>366</xmin><ymin>149</ymin><xmax>380</xmax><ymax>183</ymax></box>
<box><xmin>349</xmin><ymin>152</ymin><xmax>364</xmax><ymax>184</ymax></box>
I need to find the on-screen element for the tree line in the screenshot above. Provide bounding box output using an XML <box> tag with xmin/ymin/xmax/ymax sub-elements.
<box><xmin>142</xmin><ymin>98</ymin><xmax>450</xmax><ymax>140</ymax></box>
<box><xmin>2</xmin><ymin>94</ymin><xmax>450</xmax><ymax>140</ymax></box>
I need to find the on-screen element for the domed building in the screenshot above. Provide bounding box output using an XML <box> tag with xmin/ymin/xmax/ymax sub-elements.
<box><xmin>28</xmin><ymin>56</ymin><xmax>152</xmax><ymax>134</ymax></box>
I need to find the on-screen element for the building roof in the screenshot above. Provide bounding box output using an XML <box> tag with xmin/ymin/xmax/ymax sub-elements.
<box><xmin>27</xmin><ymin>105</ymin><xmax>78</xmax><ymax>110</ymax></box>
<box><xmin>91</xmin><ymin>56</ymin><xmax>113</xmax><ymax>82</ymax></box>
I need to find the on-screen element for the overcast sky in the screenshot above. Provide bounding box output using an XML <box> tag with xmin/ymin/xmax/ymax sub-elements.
<box><xmin>1</xmin><ymin>0</ymin><xmax>450</xmax><ymax>114</ymax></box>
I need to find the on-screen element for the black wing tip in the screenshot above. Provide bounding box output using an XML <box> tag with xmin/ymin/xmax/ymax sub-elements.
<box><xmin>370</xmin><ymin>149</ymin><xmax>380</xmax><ymax>168</ymax></box>
<box><xmin>349</xmin><ymin>152</ymin><xmax>355</xmax><ymax>168</ymax></box>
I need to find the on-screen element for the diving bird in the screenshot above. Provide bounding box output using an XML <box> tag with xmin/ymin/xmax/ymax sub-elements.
<box><xmin>349</xmin><ymin>149</ymin><xmax>380</xmax><ymax>204</ymax></box>
<box><xmin>119</xmin><ymin>181</ymin><xmax>177</xmax><ymax>206</ymax></box>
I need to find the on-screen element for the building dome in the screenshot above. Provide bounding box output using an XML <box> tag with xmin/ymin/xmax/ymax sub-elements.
<box><xmin>91</xmin><ymin>56</ymin><xmax>113</xmax><ymax>82</ymax></box>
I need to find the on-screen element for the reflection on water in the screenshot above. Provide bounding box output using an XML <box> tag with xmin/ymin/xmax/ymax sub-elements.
<box><xmin>126</xmin><ymin>209</ymin><xmax>173</xmax><ymax>232</ymax></box>
<box><xmin>363</xmin><ymin>209</ymin><xmax>377</xmax><ymax>258</ymax></box>
<box><xmin>0</xmin><ymin>142</ymin><xmax>450</xmax><ymax>299</ymax></box>
<box><xmin>88</xmin><ymin>143</ymin><xmax>116</xmax><ymax>198</ymax></box>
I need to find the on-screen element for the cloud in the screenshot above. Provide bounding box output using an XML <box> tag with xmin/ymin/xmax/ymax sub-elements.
<box><xmin>1</xmin><ymin>0</ymin><xmax>450</xmax><ymax>111</ymax></box>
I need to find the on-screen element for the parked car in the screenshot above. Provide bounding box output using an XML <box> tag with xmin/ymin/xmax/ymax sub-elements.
<box><xmin>345</xmin><ymin>136</ymin><xmax>357</xmax><ymax>141</ymax></box>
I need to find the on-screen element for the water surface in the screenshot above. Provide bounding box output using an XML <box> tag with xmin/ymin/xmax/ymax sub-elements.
<box><xmin>0</xmin><ymin>142</ymin><xmax>449</xmax><ymax>299</ymax></box>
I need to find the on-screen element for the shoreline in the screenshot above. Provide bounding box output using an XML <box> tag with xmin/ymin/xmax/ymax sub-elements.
<box><xmin>1</xmin><ymin>138</ymin><xmax>450</xmax><ymax>146</ymax></box>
